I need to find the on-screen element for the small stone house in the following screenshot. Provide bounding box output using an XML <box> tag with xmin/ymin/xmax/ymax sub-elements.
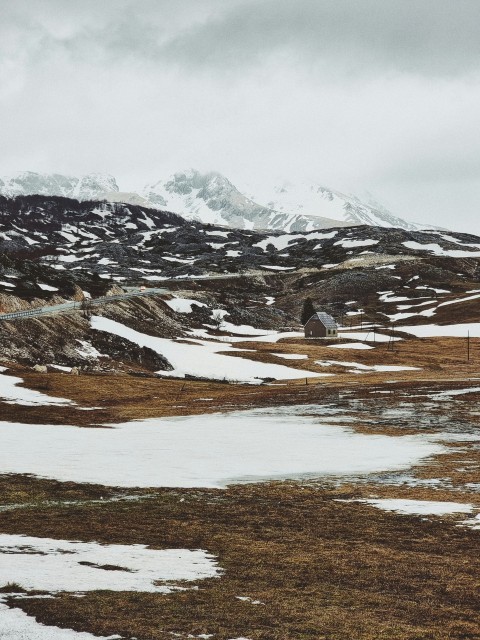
<box><xmin>304</xmin><ymin>312</ymin><xmax>338</xmax><ymax>338</ymax></box>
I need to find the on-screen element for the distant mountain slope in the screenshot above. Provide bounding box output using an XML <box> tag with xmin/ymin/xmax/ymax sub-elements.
<box><xmin>143</xmin><ymin>170</ymin><xmax>346</xmax><ymax>231</ymax></box>
<box><xmin>0</xmin><ymin>170</ymin><xmax>431</xmax><ymax>233</ymax></box>
<box><xmin>0</xmin><ymin>171</ymin><xmax>119</xmax><ymax>200</ymax></box>
<box><xmin>248</xmin><ymin>181</ymin><xmax>429</xmax><ymax>230</ymax></box>
<box><xmin>0</xmin><ymin>195</ymin><xmax>476</xmax><ymax>289</ymax></box>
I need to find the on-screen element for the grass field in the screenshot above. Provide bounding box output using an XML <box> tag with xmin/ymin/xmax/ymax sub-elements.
<box><xmin>1</xmin><ymin>333</ymin><xmax>480</xmax><ymax>639</ymax></box>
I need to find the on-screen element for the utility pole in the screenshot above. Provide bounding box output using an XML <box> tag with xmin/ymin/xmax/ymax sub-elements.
<box><xmin>387</xmin><ymin>322</ymin><xmax>395</xmax><ymax>352</ymax></box>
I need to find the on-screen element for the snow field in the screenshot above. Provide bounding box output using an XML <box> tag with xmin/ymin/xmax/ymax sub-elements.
<box><xmin>91</xmin><ymin>316</ymin><xmax>325</xmax><ymax>383</ymax></box>
<box><xmin>0</xmin><ymin>406</ymin><xmax>446</xmax><ymax>488</ymax></box>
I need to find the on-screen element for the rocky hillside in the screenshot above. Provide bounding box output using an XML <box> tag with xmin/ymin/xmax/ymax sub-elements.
<box><xmin>0</xmin><ymin>195</ymin><xmax>477</xmax><ymax>289</ymax></box>
<box><xmin>0</xmin><ymin>194</ymin><xmax>479</xmax><ymax>372</ymax></box>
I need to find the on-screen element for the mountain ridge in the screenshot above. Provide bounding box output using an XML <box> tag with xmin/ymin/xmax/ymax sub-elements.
<box><xmin>0</xmin><ymin>169</ymin><xmax>433</xmax><ymax>233</ymax></box>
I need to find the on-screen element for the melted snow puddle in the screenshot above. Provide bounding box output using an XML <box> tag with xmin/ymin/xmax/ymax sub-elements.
<box><xmin>0</xmin><ymin>368</ymin><xmax>72</xmax><ymax>406</ymax></box>
<box><xmin>0</xmin><ymin>406</ymin><xmax>446</xmax><ymax>488</ymax></box>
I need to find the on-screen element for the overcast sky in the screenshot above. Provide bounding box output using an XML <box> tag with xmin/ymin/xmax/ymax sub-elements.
<box><xmin>1</xmin><ymin>0</ymin><xmax>480</xmax><ymax>232</ymax></box>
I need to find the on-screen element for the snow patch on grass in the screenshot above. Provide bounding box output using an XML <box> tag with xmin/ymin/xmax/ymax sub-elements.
<box><xmin>0</xmin><ymin>368</ymin><xmax>72</xmax><ymax>406</ymax></box>
<box><xmin>0</xmin><ymin>534</ymin><xmax>220</xmax><ymax>593</ymax></box>
<box><xmin>357</xmin><ymin>499</ymin><xmax>473</xmax><ymax>516</ymax></box>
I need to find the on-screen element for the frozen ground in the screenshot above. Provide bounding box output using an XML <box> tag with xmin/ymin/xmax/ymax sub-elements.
<box><xmin>0</xmin><ymin>406</ymin><xmax>446</xmax><ymax>488</ymax></box>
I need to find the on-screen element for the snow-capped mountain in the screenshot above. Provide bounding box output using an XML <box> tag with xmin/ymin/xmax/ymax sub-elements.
<box><xmin>143</xmin><ymin>170</ymin><xmax>345</xmax><ymax>231</ymax></box>
<box><xmin>0</xmin><ymin>171</ymin><xmax>119</xmax><ymax>201</ymax></box>
<box><xmin>0</xmin><ymin>170</ymin><xmax>430</xmax><ymax>233</ymax></box>
<box><xmin>247</xmin><ymin>181</ymin><xmax>429</xmax><ymax>231</ymax></box>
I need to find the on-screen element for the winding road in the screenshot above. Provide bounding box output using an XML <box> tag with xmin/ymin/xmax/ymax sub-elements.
<box><xmin>0</xmin><ymin>287</ymin><xmax>170</xmax><ymax>322</ymax></box>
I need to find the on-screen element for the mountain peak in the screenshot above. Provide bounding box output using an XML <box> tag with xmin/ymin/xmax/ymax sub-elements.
<box><xmin>0</xmin><ymin>171</ymin><xmax>119</xmax><ymax>201</ymax></box>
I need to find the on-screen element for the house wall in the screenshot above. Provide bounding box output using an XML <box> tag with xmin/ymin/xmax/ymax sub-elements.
<box><xmin>304</xmin><ymin>319</ymin><xmax>338</xmax><ymax>338</ymax></box>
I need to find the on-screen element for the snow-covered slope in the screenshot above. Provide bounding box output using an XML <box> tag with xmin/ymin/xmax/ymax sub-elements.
<box><xmin>0</xmin><ymin>171</ymin><xmax>119</xmax><ymax>201</ymax></box>
<box><xmin>143</xmin><ymin>170</ymin><xmax>344</xmax><ymax>231</ymax></box>
<box><xmin>248</xmin><ymin>181</ymin><xmax>430</xmax><ymax>231</ymax></box>
<box><xmin>0</xmin><ymin>170</ymin><xmax>431</xmax><ymax>233</ymax></box>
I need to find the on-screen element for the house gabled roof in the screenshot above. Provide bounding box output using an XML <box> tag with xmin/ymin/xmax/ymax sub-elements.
<box><xmin>307</xmin><ymin>312</ymin><xmax>337</xmax><ymax>328</ymax></box>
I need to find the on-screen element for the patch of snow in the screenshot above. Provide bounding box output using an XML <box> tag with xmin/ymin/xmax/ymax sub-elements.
<box><xmin>57</xmin><ymin>254</ymin><xmax>82</xmax><ymax>263</ymax></box>
<box><xmin>91</xmin><ymin>317</ymin><xmax>324</xmax><ymax>383</ymax></box>
<box><xmin>334</xmin><ymin>239</ymin><xmax>379</xmax><ymax>248</ymax></box>
<box><xmin>164</xmin><ymin>298</ymin><xmax>207</xmax><ymax>314</ymax></box>
<box><xmin>315</xmin><ymin>361</ymin><xmax>419</xmax><ymax>372</ymax></box>
<box><xmin>162</xmin><ymin>256</ymin><xmax>195</xmax><ymax>263</ymax></box>
<box><xmin>206</xmin><ymin>230</ymin><xmax>230</xmax><ymax>238</ymax></box>
<box><xmin>357</xmin><ymin>499</ymin><xmax>473</xmax><ymax>516</ymax></box>
<box><xmin>75</xmin><ymin>341</ymin><xmax>104</xmax><ymax>359</ymax></box>
<box><xmin>328</xmin><ymin>343</ymin><xmax>374</xmax><ymax>350</ymax></box>
<box><xmin>273</xmin><ymin>353</ymin><xmax>309</xmax><ymax>360</ymax></box>
<box><xmin>0</xmin><ymin>534</ymin><xmax>220</xmax><ymax>593</ymax></box>
<box><xmin>254</xmin><ymin>230</ymin><xmax>337</xmax><ymax>252</ymax></box>
<box><xmin>400</xmin><ymin>323</ymin><xmax>480</xmax><ymax>337</ymax></box>
<box><xmin>385</xmin><ymin>308</ymin><xmax>437</xmax><ymax>322</ymax></box>
<box><xmin>403</xmin><ymin>241</ymin><xmax>480</xmax><ymax>258</ymax></box>
<box><xmin>38</xmin><ymin>283</ymin><xmax>59</xmax><ymax>292</ymax></box>
<box><xmin>0</xmin><ymin>368</ymin><xmax>72</xmax><ymax>406</ymax></box>
<box><xmin>0</xmin><ymin>405</ymin><xmax>446</xmax><ymax>488</ymax></box>
<box><xmin>260</xmin><ymin>265</ymin><xmax>295</xmax><ymax>271</ymax></box>
<box><xmin>416</xmin><ymin>285</ymin><xmax>450</xmax><ymax>293</ymax></box>
<box><xmin>438</xmin><ymin>293</ymin><xmax>480</xmax><ymax>307</ymax></box>
<box><xmin>0</xmin><ymin>600</ymin><xmax>114</xmax><ymax>640</ymax></box>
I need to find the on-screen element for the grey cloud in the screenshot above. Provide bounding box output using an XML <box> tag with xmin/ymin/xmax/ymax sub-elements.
<box><xmin>6</xmin><ymin>1</ymin><xmax>480</xmax><ymax>77</ymax></box>
<box><xmin>163</xmin><ymin>0</ymin><xmax>480</xmax><ymax>77</ymax></box>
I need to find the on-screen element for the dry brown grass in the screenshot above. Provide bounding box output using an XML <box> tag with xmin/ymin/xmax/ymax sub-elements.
<box><xmin>2</xmin><ymin>335</ymin><xmax>480</xmax><ymax>638</ymax></box>
<box><xmin>2</xmin><ymin>482</ymin><xmax>480</xmax><ymax>639</ymax></box>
